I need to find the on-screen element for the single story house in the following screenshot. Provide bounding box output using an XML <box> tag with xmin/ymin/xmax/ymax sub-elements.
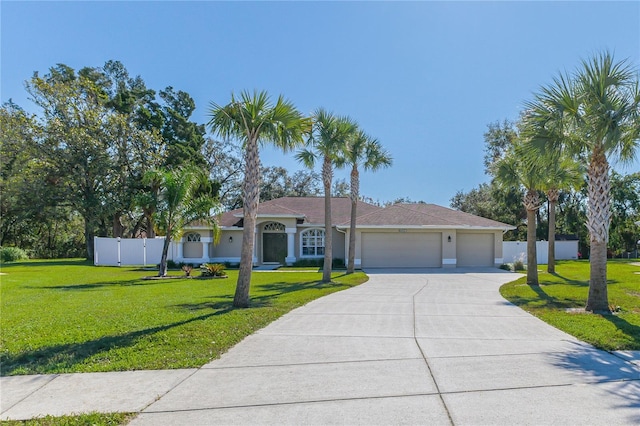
<box><xmin>176</xmin><ymin>196</ymin><xmax>515</xmax><ymax>268</ymax></box>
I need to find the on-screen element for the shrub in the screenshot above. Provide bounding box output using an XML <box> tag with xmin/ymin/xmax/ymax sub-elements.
<box><xmin>513</xmin><ymin>256</ymin><xmax>525</xmax><ymax>271</ymax></box>
<box><xmin>0</xmin><ymin>246</ymin><xmax>29</xmax><ymax>263</ymax></box>
<box><xmin>200</xmin><ymin>263</ymin><xmax>226</xmax><ymax>277</ymax></box>
<box><xmin>181</xmin><ymin>265</ymin><xmax>194</xmax><ymax>277</ymax></box>
<box><xmin>499</xmin><ymin>263</ymin><xmax>511</xmax><ymax>271</ymax></box>
<box><xmin>292</xmin><ymin>258</ymin><xmax>346</xmax><ymax>268</ymax></box>
<box><xmin>157</xmin><ymin>260</ymin><xmax>190</xmax><ymax>270</ymax></box>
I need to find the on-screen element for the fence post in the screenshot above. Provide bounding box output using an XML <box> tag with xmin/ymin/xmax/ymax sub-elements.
<box><xmin>117</xmin><ymin>237</ymin><xmax>121</xmax><ymax>267</ymax></box>
<box><xmin>143</xmin><ymin>238</ymin><xmax>147</xmax><ymax>267</ymax></box>
<box><xmin>94</xmin><ymin>236</ymin><xmax>98</xmax><ymax>265</ymax></box>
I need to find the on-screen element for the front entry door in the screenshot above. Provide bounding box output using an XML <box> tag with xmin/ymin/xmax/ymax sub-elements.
<box><xmin>263</xmin><ymin>233</ymin><xmax>287</xmax><ymax>263</ymax></box>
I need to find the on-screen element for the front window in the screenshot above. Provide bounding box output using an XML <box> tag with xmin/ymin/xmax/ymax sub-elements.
<box><xmin>301</xmin><ymin>229</ymin><xmax>325</xmax><ymax>256</ymax></box>
<box><xmin>186</xmin><ymin>233</ymin><xmax>201</xmax><ymax>242</ymax></box>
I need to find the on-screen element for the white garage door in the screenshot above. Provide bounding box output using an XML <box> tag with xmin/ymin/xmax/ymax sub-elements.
<box><xmin>456</xmin><ymin>233</ymin><xmax>494</xmax><ymax>267</ymax></box>
<box><xmin>361</xmin><ymin>232</ymin><xmax>442</xmax><ymax>268</ymax></box>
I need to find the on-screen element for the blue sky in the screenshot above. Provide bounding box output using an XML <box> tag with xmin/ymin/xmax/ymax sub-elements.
<box><xmin>2</xmin><ymin>1</ymin><xmax>639</xmax><ymax>207</ymax></box>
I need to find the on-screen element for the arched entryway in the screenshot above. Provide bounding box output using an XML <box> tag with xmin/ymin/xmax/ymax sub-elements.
<box><xmin>262</xmin><ymin>222</ymin><xmax>287</xmax><ymax>264</ymax></box>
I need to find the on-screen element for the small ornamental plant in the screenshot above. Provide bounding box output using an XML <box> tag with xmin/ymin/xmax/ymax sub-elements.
<box><xmin>200</xmin><ymin>263</ymin><xmax>227</xmax><ymax>277</ymax></box>
<box><xmin>181</xmin><ymin>265</ymin><xmax>194</xmax><ymax>277</ymax></box>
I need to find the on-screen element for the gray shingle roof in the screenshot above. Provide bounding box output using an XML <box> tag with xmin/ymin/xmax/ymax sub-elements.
<box><xmin>210</xmin><ymin>198</ymin><xmax>514</xmax><ymax>230</ymax></box>
<box><xmin>337</xmin><ymin>203</ymin><xmax>515</xmax><ymax>229</ymax></box>
<box><xmin>219</xmin><ymin>197</ymin><xmax>382</xmax><ymax>227</ymax></box>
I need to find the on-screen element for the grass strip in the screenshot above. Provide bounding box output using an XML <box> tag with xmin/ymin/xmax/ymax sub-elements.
<box><xmin>500</xmin><ymin>260</ymin><xmax>640</xmax><ymax>351</ymax></box>
<box><xmin>0</xmin><ymin>412</ymin><xmax>135</xmax><ymax>426</ymax></box>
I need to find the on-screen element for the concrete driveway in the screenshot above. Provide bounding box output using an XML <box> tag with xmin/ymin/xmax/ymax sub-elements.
<box><xmin>3</xmin><ymin>269</ymin><xmax>639</xmax><ymax>424</ymax></box>
<box><xmin>132</xmin><ymin>269</ymin><xmax>639</xmax><ymax>425</ymax></box>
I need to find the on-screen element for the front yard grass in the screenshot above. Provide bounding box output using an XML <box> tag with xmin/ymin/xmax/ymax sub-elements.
<box><xmin>0</xmin><ymin>259</ymin><xmax>367</xmax><ymax>376</ymax></box>
<box><xmin>0</xmin><ymin>412</ymin><xmax>135</xmax><ymax>426</ymax></box>
<box><xmin>500</xmin><ymin>260</ymin><xmax>640</xmax><ymax>351</ymax></box>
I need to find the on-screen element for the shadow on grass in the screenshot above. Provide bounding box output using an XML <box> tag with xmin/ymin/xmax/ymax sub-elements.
<box><xmin>601</xmin><ymin>315</ymin><xmax>640</xmax><ymax>350</ymax></box>
<box><xmin>24</xmin><ymin>278</ymin><xmax>169</xmax><ymax>291</ymax></box>
<box><xmin>1</xmin><ymin>259</ymin><xmax>92</xmax><ymax>268</ymax></box>
<box><xmin>0</xmin><ymin>307</ymin><xmax>234</xmax><ymax>376</ymax></box>
<box><xmin>172</xmin><ymin>280</ymin><xmax>352</xmax><ymax>313</ymax></box>
<box><xmin>548</xmin><ymin>349</ymin><xmax>640</xmax><ymax>423</ymax></box>
<box><xmin>507</xmin><ymin>284</ymin><xmax>585</xmax><ymax>310</ymax></box>
<box><xmin>549</xmin><ymin>272</ymin><xmax>589</xmax><ymax>286</ymax></box>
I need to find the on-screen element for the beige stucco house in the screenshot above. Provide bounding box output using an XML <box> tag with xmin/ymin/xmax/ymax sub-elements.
<box><xmin>176</xmin><ymin>197</ymin><xmax>515</xmax><ymax>269</ymax></box>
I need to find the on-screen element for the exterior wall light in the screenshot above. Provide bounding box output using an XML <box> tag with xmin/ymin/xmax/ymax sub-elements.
<box><xmin>447</xmin><ymin>235</ymin><xmax>452</xmax><ymax>243</ymax></box>
<box><xmin>229</xmin><ymin>236</ymin><xmax>233</xmax><ymax>243</ymax></box>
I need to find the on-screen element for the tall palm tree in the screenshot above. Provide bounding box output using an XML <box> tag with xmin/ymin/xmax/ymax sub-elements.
<box><xmin>493</xmin><ymin>142</ymin><xmax>546</xmax><ymax>285</ymax></box>
<box><xmin>539</xmin><ymin>155</ymin><xmax>583</xmax><ymax>273</ymax></box>
<box><xmin>144</xmin><ymin>166</ymin><xmax>222</xmax><ymax>277</ymax></box>
<box><xmin>338</xmin><ymin>129</ymin><xmax>392</xmax><ymax>274</ymax></box>
<box><xmin>297</xmin><ymin>109</ymin><xmax>357</xmax><ymax>283</ymax></box>
<box><xmin>526</xmin><ymin>51</ymin><xmax>640</xmax><ymax>312</ymax></box>
<box><xmin>208</xmin><ymin>91</ymin><xmax>310</xmax><ymax>307</ymax></box>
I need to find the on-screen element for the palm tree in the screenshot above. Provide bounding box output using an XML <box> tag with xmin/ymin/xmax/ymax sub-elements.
<box><xmin>493</xmin><ymin>142</ymin><xmax>546</xmax><ymax>285</ymax></box>
<box><xmin>338</xmin><ymin>129</ymin><xmax>392</xmax><ymax>274</ymax></box>
<box><xmin>208</xmin><ymin>91</ymin><xmax>310</xmax><ymax>307</ymax></box>
<box><xmin>144</xmin><ymin>166</ymin><xmax>222</xmax><ymax>277</ymax></box>
<box><xmin>297</xmin><ymin>109</ymin><xmax>357</xmax><ymax>282</ymax></box>
<box><xmin>526</xmin><ymin>51</ymin><xmax>640</xmax><ymax>312</ymax></box>
<box><xmin>539</xmin><ymin>156</ymin><xmax>583</xmax><ymax>273</ymax></box>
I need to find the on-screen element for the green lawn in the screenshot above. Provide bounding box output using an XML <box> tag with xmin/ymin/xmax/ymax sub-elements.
<box><xmin>500</xmin><ymin>260</ymin><xmax>640</xmax><ymax>351</ymax></box>
<box><xmin>0</xmin><ymin>412</ymin><xmax>134</xmax><ymax>426</ymax></box>
<box><xmin>0</xmin><ymin>259</ymin><xmax>367</xmax><ymax>376</ymax></box>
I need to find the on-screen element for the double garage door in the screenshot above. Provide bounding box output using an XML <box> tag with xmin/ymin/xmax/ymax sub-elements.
<box><xmin>361</xmin><ymin>232</ymin><xmax>495</xmax><ymax>268</ymax></box>
<box><xmin>361</xmin><ymin>232</ymin><xmax>442</xmax><ymax>268</ymax></box>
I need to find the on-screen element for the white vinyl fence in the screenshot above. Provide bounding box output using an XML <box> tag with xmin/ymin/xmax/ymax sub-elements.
<box><xmin>94</xmin><ymin>237</ymin><xmax>174</xmax><ymax>266</ymax></box>
<box><xmin>503</xmin><ymin>241</ymin><xmax>579</xmax><ymax>265</ymax></box>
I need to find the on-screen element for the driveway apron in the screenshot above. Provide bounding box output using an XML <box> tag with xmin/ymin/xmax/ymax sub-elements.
<box><xmin>131</xmin><ymin>269</ymin><xmax>640</xmax><ymax>425</ymax></box>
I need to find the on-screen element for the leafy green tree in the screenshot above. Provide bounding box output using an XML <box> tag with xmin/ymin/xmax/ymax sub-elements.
<box><xmin>483</xmin><ymin>119</ymin><xmax>518</xmax><ymax>174</ymax></box>
<box><xmin>526</xmin><ymin>51</ymin><xmax>640</xmax><ymax>312</ymax></box>
<box><xmin>203</xmin><ymin>137</ymin><xmax>244</xmax><ymax>210</ymax></box>
<box><xmin>297</xmin><ymin>109</ymin><xmax>357</xmax><ymax>282</ymax></box>
<box><xmin>450</xmin><ymin>183</ymin><xmax>526</xmax><ymax>240</ymax></box>
<box><xmin>144</xmin><ymin>167</ymin><xmax>221</xmax><ymax>277</ymax></box>
<box><xmin>208</xmin><ymin>90</ymin><xmax>310</xmax><ymax>307</ymax></box>
<box><xmin>260</xmin><ymin>166</ymin><xmax>322</xmax><ymax>202</ymax></box>
<box><xmin>338</xmin><ymin>129</ymin><xmax>392</xmax><ymax>274</ymax></box>
<box><xmin>159</xmin><ymin>87</ymin><xmax>207</xmax><ymax>169</ymax></box>
<box><xmin>26</xmin><ymin>64</ymin><xmax>115</xmax><ymax>259</ymax></box>
<box><xmin>610</xmin><ymin>171</ymin><xmax>640</xmax><ymax>254</ymax></box>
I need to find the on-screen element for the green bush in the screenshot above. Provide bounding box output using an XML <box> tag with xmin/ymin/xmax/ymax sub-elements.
<box><xmin>200</xmin><ymin>263</ymin><xmax>226</xmax><ymax>277</ymax></box>
<box><xmin>292</xmin><ymin>258</ymin><xmax>346</xmax><ymax>268</ymax></box>
<box><xmin>0</xmin><ymin>246</ymin><xmax>29</xmax><ymax>263</ymax></box>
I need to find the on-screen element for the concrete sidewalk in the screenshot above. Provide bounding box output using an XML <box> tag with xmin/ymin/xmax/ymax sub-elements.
<box><xmin>2</xmin><ymin>269</ymin><xmax>639</xmax><ymax>425</ymax></box>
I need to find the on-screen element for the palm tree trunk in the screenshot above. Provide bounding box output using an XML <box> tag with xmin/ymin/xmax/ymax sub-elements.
<box><xmin>322</xmin><ymin>156</ymin><xmax>333</xmax><ymax>283</ymax></box>
<box><xmin>159</xmin><ymin>235</ymin><xmax>171</xmax><ymax>277</ymax></box>
<box><xmin>526</xmin><ymin>207</ymin><xmax>539</xmax><ymax>285</ymax></box>
<box><xmin>235</xmin><ymin>138</ymin><xmax>260</xmax><ymax>308</ymax></box>
<box><xmin>585</xmin><ymin>151</ymin><xmax>611</xmax><ymax>312</ymax></box>
<box><xmin>347</xmin><ymin>166</ymin><xmax>359</xmax><ymax>274</ymax></box>
<box><xmin>524</xmin><ymin>189</ymin><xmax>539</xmax><ymax>285</ymax></box>
<box><xmin>547</xmin><ymin>190</ymin><xmax>559</xmax><ymax>274</ymax></box>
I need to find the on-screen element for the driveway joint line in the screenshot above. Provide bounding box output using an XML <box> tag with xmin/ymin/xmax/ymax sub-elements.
<box><xmin>139</xmin><ymin>369</ymin><xmax>200</xmax><ymax>414</ymax></box>
<box><xmin>412</xmin><ymin>280</ymin><xmax>455</xmax><ymax>426</ymax></box>
<box><xmin>0</xmin><ymin>374</ymin><xmax>59</xmax><ymax>415</ymax></box>
<box><xmin>202</xmin><ymin>357</ymin><xmax>425</xmax><ymax>370</ymax></box>
<box><xmin>141</xmin><ymin>392</ymin><xmax>444</xmax><ymax>414</ymax></box>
